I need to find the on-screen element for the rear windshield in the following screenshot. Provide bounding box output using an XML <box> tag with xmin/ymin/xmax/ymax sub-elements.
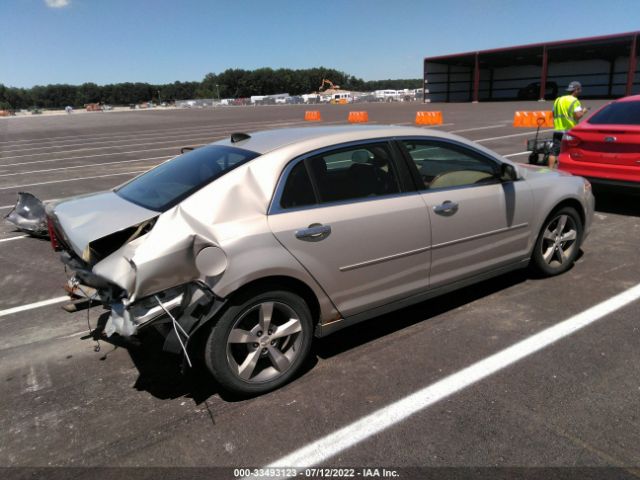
<box><xmin>588</xmin><ymin>101</ymin><xmax>640</xmax><ymax>125</ymax></box>
<box><xmin>115</xmin><ymin>145</ymin><xmax>259</xmax><ymax>211</ymax></box>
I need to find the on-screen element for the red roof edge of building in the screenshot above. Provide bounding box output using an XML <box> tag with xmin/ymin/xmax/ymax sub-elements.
<box><xmin>424</xmin><ymin>31</ymin><xmax>640</xmax><ymax>62</ymax></box>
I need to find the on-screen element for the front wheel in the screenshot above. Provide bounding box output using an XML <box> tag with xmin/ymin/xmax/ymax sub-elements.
<box><xmin>528</xmin><ymin>153</ymin><xmax>539</xmax><ymax>165</ymax></box>
<box><xmin>531</xmin><ymin>207</ymin><xmax>583</xmax><ymax>276</ymax></box>
<box><xmin>204</xmin><ymin>290</ymin><xmax>313</xmax><ymax>396</ymax></box>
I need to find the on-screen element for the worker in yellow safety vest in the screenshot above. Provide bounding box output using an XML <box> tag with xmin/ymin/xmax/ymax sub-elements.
<box><xmin>548</xmin><ymin>81</ymin><xmax>587</xmax><ymax>169</ymax></box>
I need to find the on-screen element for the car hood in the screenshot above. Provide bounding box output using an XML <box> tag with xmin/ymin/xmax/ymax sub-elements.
<box><xmin>51</xmin><ymin>191</ymin><xmax>158</xmax><ymax>257</ymax></box>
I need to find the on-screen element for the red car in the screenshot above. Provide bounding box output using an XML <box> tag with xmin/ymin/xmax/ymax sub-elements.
<box><xmin>558</xmin><ymin>94</ymin><xmax>640</xmax><ymax>191</ymax></box>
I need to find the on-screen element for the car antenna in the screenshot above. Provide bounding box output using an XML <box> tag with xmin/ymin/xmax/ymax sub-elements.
<box><xmin>230</xmin><ymin>132</ymin><xmax>251</xmax><ymax>143</ymax></box>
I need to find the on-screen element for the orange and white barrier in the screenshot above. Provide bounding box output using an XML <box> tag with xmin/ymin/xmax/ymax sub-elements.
<box><xmin>304</xmin><ymin>111</ymin><xmax>322</xmax><ymax>121</ymax></box>
<box><xmin>415</xmin><ymin>111</ymin><xmax>443</xmax><ymax>126</ymax></box>
<box><xmin>348</xmin><ymin>111</ymin><xmax>369</xmax><ymax>123</ymax></box>
<box><xmin>513</xmin><ymin>111</ymin><xmax>553</xmax><ymax>128</ymax></box>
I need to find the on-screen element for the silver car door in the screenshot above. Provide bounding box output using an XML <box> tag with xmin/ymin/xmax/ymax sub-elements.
<box><xmin>398</xmin><ymin>139</ymin><xmax>534</xmax><ymax>288</ymax></box>
<box><xmin>268</xmin><ymin>142</ymin><xmax>431</xmax><ymax>317</ymax></box>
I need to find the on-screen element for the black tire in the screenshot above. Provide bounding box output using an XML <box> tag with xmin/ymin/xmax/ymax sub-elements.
<box><xmin>528</xmin><ymin>153</ymin><xmax>539</xmax><ymax>165</ymax></box>
<box><xmin>204</xmin><ymin>289</ymin><xmax>313</xmax><ymax>396</ymax></box>
<box><xmin>531</xmin><ymin>207</ymin><xmax>583</xmax><ymax>276</ymax></box>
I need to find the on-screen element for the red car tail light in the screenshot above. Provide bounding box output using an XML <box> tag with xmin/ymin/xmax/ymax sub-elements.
<box><xmin>560</xmin><ymin>133</ymin><xmax>582</xmax><ymax>152</ymax></box>
<box><xmin>47</xmin><ymin>217</ymin><xmax>61</xmax><ymax>251</ymax></box>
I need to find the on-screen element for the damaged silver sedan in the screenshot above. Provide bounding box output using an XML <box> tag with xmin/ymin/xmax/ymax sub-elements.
<box><xmin>46</xmin><ymin>125</ymin><xmax>595</xmax><ymax>395</ymax></box>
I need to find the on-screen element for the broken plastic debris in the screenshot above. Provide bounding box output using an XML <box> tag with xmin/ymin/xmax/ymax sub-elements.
<box><xmin>104</xmin><ymin>302</ymin><xmax>137</xmax><ymax>337</ymax></box>
<box><xmin>4</xmin><ymin>192</ymin><xmax>48</xmax><ymax>237</ymax></box>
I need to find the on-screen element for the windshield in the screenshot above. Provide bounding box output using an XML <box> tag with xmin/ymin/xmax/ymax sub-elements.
<box><xmin>588</xmin><ymin>101</ymin><xmax>640</xmax><ymax>125</ymax></box>
<box><xmin>115</xmin><ymin>145</ymin><xmax>259</xmax><ymax>211</ymax></box>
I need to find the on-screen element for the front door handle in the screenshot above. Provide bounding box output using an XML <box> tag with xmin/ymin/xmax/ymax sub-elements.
<box><xmin>295</xmin><ymin>223</ymin><xmax>332</xmax><ymax>242</ymax></box>
<box><xmin>433</xmin><ymin>201</ymin><xmax>459</xmax><ymax>216</ymax></box>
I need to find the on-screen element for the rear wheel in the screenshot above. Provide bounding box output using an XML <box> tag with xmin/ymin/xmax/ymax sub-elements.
<box><xmin>531</xmin><ymin>207</ymin><xmax>583</xmax><ymax>276</ymax></box>
<box><xmin>528</xmin><ymin>153</ymin><xmax>539</xmax><ymax>165</ymax></box>
<box><xmin>204</xmin><ymin>290</ymin><xmax>313</xmax><ymax>396</ymax></box>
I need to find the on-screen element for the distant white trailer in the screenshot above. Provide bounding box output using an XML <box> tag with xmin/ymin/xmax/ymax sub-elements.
<box><xmin>332</xmin><ymin>92</ymin><xmax>352</xmax><ymax>103</ymax></box>
<box><xmin>374</xmin><ymin>90</ymin><xmax>401</xmax><ymax>101</ymax></box>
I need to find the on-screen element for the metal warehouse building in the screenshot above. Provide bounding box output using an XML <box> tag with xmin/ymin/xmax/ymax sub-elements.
<box><xmin>423</xmin><ymin>31</ymin><xmax>639</xmax><ymax>102</ymax></box>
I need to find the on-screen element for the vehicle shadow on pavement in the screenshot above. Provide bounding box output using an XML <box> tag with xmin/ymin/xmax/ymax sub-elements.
<box><xmin>593</xmin><ymin>190</ymin><xmax>640</xmax><ymax>217</ymax></box>
<box><xmin>90</xmin><ymin>312</ymin><xmax>230</xmax><ymax>403</ymax></box>
<box><xmin>314</xmin><ymin>269</ymin><xmax>529</xmax><ymax>359</ymax></box>
<box><xmin>91</xmin><ymin>312</ymin><xmax>316</xmax><ymax>403</ymax></box>
<box><xmin>94</xmin><ymin>270</ymin><xmax>537</xmax><ymax>402</ymax></box>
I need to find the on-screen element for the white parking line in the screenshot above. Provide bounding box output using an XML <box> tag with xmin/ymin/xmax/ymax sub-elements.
<box><xmin>59</xmin><ymin>331</ymin><xmax>87</xmax><ymax>339</ymax></box>
<box><xmin>0</xmin><ymin>138</ymin><xmax>213</xmax><ymax>165</ymax></box>
<box><xmin>0</xmin><ymin>170</ymin><xmax>146</xmax><ymax>190</ymax></box>
<box><xmin>417</xmin><ymin>123</ymin><xmax>455</xmax><ymax>128</ymax></box>
<box><xmin>0</xmin><ymin>118</ymin><xmax>303</xmax><ymax>148</ymax></box>
<box><xmin>0</xmin><ymin>117</ymin><xmax>304</xmax><ymax>157</ymax></box>
<box><xmin>449</xmin><ymin>124</ymin><xmax>506</xmax><ymax>133</ymax></box>
<box><xmin>0</xmin><ymin>296</ymin><xmax>69</xmax><ymax>318</ymax></box>
<box><xmin>0</xmin><ymin>131</ymin><xmax>221</xmax><ymax>159</ymax></box>
<box><xmin>265</xmin><ymin>282</ymin><xmax>640</xmax><ymax>469</ymax></box>
<box><xmin>393</xmin><ymin>122</ymin><xmax>455</xmax><ymax>128</ymax></box>
<box><xmin>476</xmin><ymin>129</ymin><xmax>552</xmax><ymax>142</ymax></box>
<box><xmin>0</xmin><ymin>155</ymin><xmax>172</xmax><ymax>178</ymax></box>
<box><xmin>0</xmin><ymin>124</ymin><xmax>229</xmax><ymax>153</ymax></box>
<box><xmin>0</xmin><ymin>235</ymin><xmax>29</xmax><ymax>243</ymax></box>
<box><xmin>503</xmin><ymin>151</ymin><xmax>530</xmax><ymax>158</ymax></box>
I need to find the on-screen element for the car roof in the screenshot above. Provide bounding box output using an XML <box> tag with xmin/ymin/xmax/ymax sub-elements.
<box><xmin>615</xmin><ymin>94</ymin><xmax>640</xmax><ymax>103</ymax></box>
<box><xmin>211</xmin><ymin>125</ymin><xmax>468</xmax><ymax>155</ymax></box>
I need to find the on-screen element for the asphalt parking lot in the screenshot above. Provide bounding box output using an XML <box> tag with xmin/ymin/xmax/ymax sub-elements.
<box><xmin>1</xmin><ymin>101</ymin><xmax>639</xmax><ymax>477</ymax></box>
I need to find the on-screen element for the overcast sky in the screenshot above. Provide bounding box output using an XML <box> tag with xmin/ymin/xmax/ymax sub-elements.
<box><xmin>1</xmin><ymin>0</ymin><xmax>638</xmax><ymax>87</ymax></box>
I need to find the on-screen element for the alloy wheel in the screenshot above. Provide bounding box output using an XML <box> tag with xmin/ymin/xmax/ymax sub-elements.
<box><xmin>226</xmin><ymin>301</ymin><xmax>303</xmax><ymax>383</ymax></box>
<box><xmin>540</xmin><ymin>214</ymin><xmax>578</xmax><ymax>268</ymax></box>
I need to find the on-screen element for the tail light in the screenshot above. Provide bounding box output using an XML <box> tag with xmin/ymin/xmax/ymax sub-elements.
<box><xmin>561</xmin><ymin>134</ymin><xmax>581</xmax><ymax>151</ymax></box>
<box><xmin>47</xmin><ymin>216</ymin><xmax>61</xmax><ymax>251</ymax></box>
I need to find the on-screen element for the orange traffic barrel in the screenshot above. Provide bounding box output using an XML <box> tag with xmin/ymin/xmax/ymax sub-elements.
<box><xmin>415</xmin><ymin>111</ymin><xmax>443</xmax><ymax>125</ymax></box>
<box><xmin>348</xmin><ymin>111</ymin><xmax>369</xmax><ymax>123</ymax></box>
<box><xmin>514</xmin><ymin>111</ymin><xmax>553</xmax><ymax>128</ymax></box>
<box><xmin>304</xmin><ymin>111</ymin><xmax>322</xmax><ymax>121</ymax></box>
<box><xmin>513</xmin><ymin>111</ymin><xmax>524</xmax><ymax>127</ymax></box>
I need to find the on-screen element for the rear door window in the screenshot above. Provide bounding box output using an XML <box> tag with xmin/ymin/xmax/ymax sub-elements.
<box><xmin>306</xmin><ymin>143</ymin><xmax>400</xmax><ymax>203</ymax></box>
<box><xmin>279</xmin><ymin>142</ymin><xmax>403</xmax><ymax>209</ymax></box>
<box><xmin>280</xmin><ymin>162</ymin><xmax>317</xmax><ymax>209</ymax></box>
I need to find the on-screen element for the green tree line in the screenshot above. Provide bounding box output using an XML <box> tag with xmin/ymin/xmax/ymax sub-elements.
<box><xmin>0</xmin><ymin>68</ymin><xmax>421</xmax><ymax>110</ymax></box>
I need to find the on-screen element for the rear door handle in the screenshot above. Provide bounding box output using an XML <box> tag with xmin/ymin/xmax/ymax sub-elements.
<box><xmin>433</xmin><ymin>201</ymin><xmax>459</xmax><ymax>216</ymax></box>
<box><xmin>295</xmin><ymin>223</ymin><xmax>332</xmax><ymax>242</ymax></box>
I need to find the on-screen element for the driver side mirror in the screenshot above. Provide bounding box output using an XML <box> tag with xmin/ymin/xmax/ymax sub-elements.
<box><xmin>500</xmin><ymin>163</ymin><xmax>518</xmax><ymax>182</ymax></box>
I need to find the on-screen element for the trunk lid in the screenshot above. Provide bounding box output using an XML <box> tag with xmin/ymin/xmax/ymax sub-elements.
<box><xmin>51</xmin><ymin>191</ymin><xmax>158</xmax><ymax>258</ymax></box>
<box><xmin>566</xmin><ymin>123</ymin><xmax>640</xmax><ymax>167</ymax></box>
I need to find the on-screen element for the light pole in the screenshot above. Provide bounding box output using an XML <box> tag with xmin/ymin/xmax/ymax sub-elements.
<box><xmin>215</xmin><ymin>84</ymin><xmax>220</xmax><ymax>102</ymax></box>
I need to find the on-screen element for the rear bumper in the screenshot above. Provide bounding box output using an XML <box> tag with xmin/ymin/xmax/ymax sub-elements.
<box><xmin>558</xmin><ymin>154</ymin><xmax>640</xmax><ymax>186</ymax></box>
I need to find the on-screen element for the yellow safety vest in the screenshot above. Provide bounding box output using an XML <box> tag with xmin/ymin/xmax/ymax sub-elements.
<box><xmin>552</xmin><ymin>95</ymin><xmax>582</xmax><ymax>132</ymax></box>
